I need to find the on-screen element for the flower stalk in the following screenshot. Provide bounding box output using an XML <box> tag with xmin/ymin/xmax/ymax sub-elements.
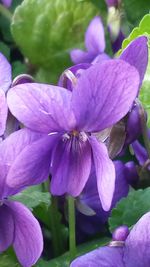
<box><xmin>68</xmin><ymin>195</ymin><xmax>76</xmax><ymax>261</ymax></box>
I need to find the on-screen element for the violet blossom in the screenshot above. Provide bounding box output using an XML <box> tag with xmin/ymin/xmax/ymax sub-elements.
<box><xmin>6</xmin><ymin>59</ymin><xmax>140</xmax><ymax>211</ymax></box>
<box><xmin>1</xmin><ymin>0</ymin><xmax>12</xmax><ymax>7</ymax></box>
<box><xmin>0</xmin><ymin>129</ymin><xmax>43</xmax><ymax>267</ymax></box>
<box><xmin>0</xmin><ymin>53</ymin><xmax>34</xmax><ymax>139</ymax></box>
<box><xmin>70</xmin><ymin>16</ymin><xmax>110</xmax><ymax>64</ymax></box>
<box><xmin>76</xmin><ymin>161</ymin><xmax>137</xmax><ymax>237</ymax></box>
<box><xmin>71</xmin><ymin>211</ymin><xmax>150</xmax><ymax>267</ymax></box>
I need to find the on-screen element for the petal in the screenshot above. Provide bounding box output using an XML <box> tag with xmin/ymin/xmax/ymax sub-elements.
<box><xmin>85</xmin><ymin>16</ymin><xmax>105</xmax><ymax>54</ymax></box>
<box><xmin>124</xmin><ymin>212</ymin><xmax>150</xmax><ymax>267</ymax></box>
<box><xmin>70</xmin><ymin>246</ymin><xmax>124</xmax><ymax>267</ymax></box>
<box><xmin>132</xmin><ymin>140</ymin><xmax>148</xmax><ymax>166</ymax></box>
<box><xmin>7</xmin><ymin>83</ymin><xmax>75</xmax><ymax>133</ymax></box>
<box><xmin>111</xmin><ymin>161</ymin><xmax>129</xmax><ymax>207</ymax></box>
<box><xmin>51</xmin><ymin>135</ymin><xmax>91</xmax><ymax>197</ymax></box>
<box><xmin>0</xmin><ymin>53</ymin><xmax>12</xmax><ymax>92</ymax></box>
<box><xmin>1</xmin><ymin>0</ymin><xmax>12</xmax><ymax>7</ymax></box>
<box><xmin>58</xmin><ymin>63</ymin><xmax>91</xmax><ymax>91</ymax></box>
<box><xmin>6</xmin><ymin>134</ymin><xmax>60</xmax><ymax>195</ymax></box>
<box><xmin>70</xmin><ymin>49</ymin><xmax>95</xmax><ymax>64</ymax></box>
<box><xmin>0</xmin><ymin>128</ymin><xmax>43</xmax><ymax>198</ymax></box>
<box><xmin>0</xmin><ymin>89</ymin><xmax>8</xmax><ymax>136</ymax></box>
<box><xmin>72</xmin><ymin>59</ymin><xmax>140</xmax><ymax>132</ymax></box>
<box><xmin>7</xmin><ymin>201</ymin><xmax>43</xmax><ymax>267</ymax></box>
<box><xmin>0</xmin><ymin>203</ymin><xmax>14</xmax><ymax>251</ymax></box>
<box><xmin>120</xmin><ymin>36</ymin><xmax>148</xmax><ymax>88</ymax></box>
<box><xmin>92</xmin><ymin>52</ymin><xmax>110</xmax><ymax>64</ymax></box>
<box><xmin>89</xmin><ymin>136</ymin><xmax>115</xmax><ymax>211</ymax></box>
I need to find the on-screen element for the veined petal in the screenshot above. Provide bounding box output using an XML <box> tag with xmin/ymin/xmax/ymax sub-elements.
<box><xmin>0</xmin><ymin>53</ymin><xmax>12</xmax><ymax>92</ymax></box>
<box><xmin>0</xmin><ymin>204</ymin><xmax>14</xmax><ymax>252</ymax></box>
<box><xmin>124</xmin><ymin>212</ymin><xmax>150</xmax><ymax>267</ymax></box>
<box><xmin>7</xmin><ymin>83</ymin><xmax>75</xmax><ymax>133</ymax></box>
<box><xmin>6</xmin><ymin>134</ymin><xmax>60</xmax><ymax>195</ymax></box>
<box><xmin>89</xmin><ymin>136</ymin><xmax>115</xmax><ymax>211</ymax></box>
<box><xmin>120</xmin><ymin>36</ymin><xmax>148</xmax><ymax>88</ymax></box>
<box><xmin>70</xmin><ymin>246</ymin><xmax>124</xmax><ymax>267</ymax></box>
<box><xmin>0</xmin><ymin>128</ymin><xmax>43</xmax><ymax>198</ymax></box>
<box><xmin>6</xmin><ymin>201</ymin><xmax>43</xmax><ymax>267</ymax></box>
<box><xmin>51</xmin><ymin>135</ymin><xmax>91</xmax><ymax>196</ymax></box>
<box><xmin>85</xmin><ymin>16</ymin><xmax>105</xmax><ymax>54</ymax></box>
<box><xmin>0</xmin><ymin>89</ymin><xmax>8</xmax><ymax>136</ymax></box>
<box><xmin>70</xmin><ymin>49</ymin><xmax>95</xmax><ymax>64</ymax></box>
<box><xmin>72</xmin><ymin>60</ymin><xmax>140</xmax><ymax>132</ymax></box>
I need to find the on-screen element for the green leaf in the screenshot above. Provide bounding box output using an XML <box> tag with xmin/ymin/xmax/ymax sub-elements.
<box><xmin>11</xmin><ymin>0</ymin><xmax>98</xmax><ymax>83</ymax></box>
<box><xmin>36</xmin><ymin>237</ymin><xmax>110</xmax><ymax>267</ymax></box>
<box><xmin>11</xmin><ymin>185</ymin><xmax>51</xmax><ymax>210</ymax></box>
<box><xmin>109</xmin><ymin>188</ymin><xmax>150</xmax><ymax>232</ymax></box>
<box><xmin>0</xmin><ymin>248</ymin><xmax>20</xmax><ymax>267</ymax></box>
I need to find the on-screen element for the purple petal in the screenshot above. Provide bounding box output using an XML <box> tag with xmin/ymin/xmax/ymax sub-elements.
<box><xmin>111</xmin><ymin>31</ymin><xmax>124</xmax><ymax>53</ymax></box>
<box><xmin>0</xmin><ymin>128</ymin><xmax>44</xmax><ymax>197</ymax></box>
<box><xmin>92</xmin><ymin>53</ymin><xmax>110</xmax><ymax>64</ymax></box>
<box><xmin>70</xmin><ymin>246</ymin><xmax>124</xmax><ymax>267</ymax></box>
<box><xmin>58</xmin><ymin>63</ymin><xmax>91</xmax><ymax>91</ymax></box>
<box><xmin>111</xmin><ymin>161</ymin><xmax>129</xmax><ymax>207</ymax></box>
<box><xmin>7</xmin><ymin>83</ymin><xmax>76</xmax><ymax>133</ymax></box>
<box><xmin>120</xmin><ymin>36</ymin><xmax>148</xmax><ymax>88</ymax></box>
<box><xmin>51</xmin><ymin>135</ymin><xmax>91</xmax><ymax>197</ymax></box>
<box><xmin>0</xmin><ymin>203</ymin><xmax>14</xmax><ymax>251</ymax></box>
<box><xmin>124</xmin><ymin>212</ymin><xmax>150</xmax><ymax>267</ymax></box>
<box><xmin>89</xmin><ymin>136</ymin><xmax>115</xmax><ymax>211</ymax></box>
<box><xmin>6</xmin><ymin>134</ymin><xmax>60</xmax><ymax>195</ymax></box>
<box><xmin>85</xmin><ymin>16</ymin><xmax>105</xmax><ymax>54</ymax></box>
<box><xmin>132</xmin><ymin>140</ymin><xmax>148</xmax><ymax>166</ymax></box>
<box><xmin>0</xmin><ymin>89</ymin><xmax>8</xmax><ymax>136</ymax></box>
<box><xmin>1</xmin><ymin>0</ymin><xmax>12</xmax><ymax>7</ymax></box>
<box><xmin>0</xmin><ymin>53</ymin><xmax>11</xmax><ymax>92</ymax></box>
<box><xmin>70</xmin><ymin>49</ymin><xmax>95</xmax><ymax>64</ymax></box>
<box><xmin>72</xmin><ymin>60</ymin><xmax>139</xmax><ymax>132</ymax></box>
<box><xmin>7</xmin><ymin>201</ymin><xmax>43</xmax><ymax>267</ymax></box>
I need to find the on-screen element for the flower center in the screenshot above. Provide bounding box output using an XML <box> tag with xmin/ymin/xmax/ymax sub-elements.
<box><xmin>62</xmin><ymin>131</ymin><xmax>88</xmax><ymax>142</ymax></box>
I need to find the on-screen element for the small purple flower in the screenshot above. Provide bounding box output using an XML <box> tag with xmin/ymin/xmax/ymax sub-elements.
<box><xmin>0</xmin><ymin>53</ymin><xmax>34</xmax><ymax>139</ymax></box>
<box><xmin>71</xmin><ymin>211</ymin><xmax>150</xmax><ymax>267</ymax></box>
<box><xmin>7</xmin><ymin>59</ymin><xmax>139</xmax><ymax>211</ymax></box>
<box><xmin>70</xmin><ymin>16</ymin><xmax>110</xmax><ymax>64</ymax></box>
<box><xmin>0</xmin><ymin>129</ymin><xmax>43</xmax><ymax>266</ymax></box>
<box><xmin>76</xmin><ymin>161</ymin><xmax>137</xmax><ymax>237</ymax></box>
<box><xmin>1</xmin><ymin>0</ymin><xmax>12</xmax><ymax>7</ymax></box>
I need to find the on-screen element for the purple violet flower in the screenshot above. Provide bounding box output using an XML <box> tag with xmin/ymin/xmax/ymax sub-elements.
<box><xmin>7</xmin><ymin>59</ymin><xmax>140</xmax><ymax>211</ymax></box>
<box><xmin>70</xmin><ymin>16</ymin><xmax>110</xmax><ymax>64</ymax></box>
<box><xmin>1</xmin><ymin>0</ymin><xmax>12</xmax><ymax>7</ymax></box>
<box><xmin>76</xmin><ymin>161</ymin><xmax>137</xmax><ymax>238</ymax></box>
<box><xmin>70</xmin><ymin>211</ymin><xmax>150</xmax><ymax>267</ymax></box>
<box><xmin>0</xmin><ymin>129</ymin><xmax>43</xmax><ymax>266</ymax></box>
<box><xmin>0</xmin><ymin>53</ymin><xmax>34</xmax><ymax>139</ymax></box>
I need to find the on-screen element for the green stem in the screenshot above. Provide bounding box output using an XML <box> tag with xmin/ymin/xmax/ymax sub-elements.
<box><xmin>49</xmin><ymin>196</ymin><xmax>64</xmax><ymax>257</ymax></box>
<box><xmin>68</xmin><ymin>195</ymin><xmax>76</xmax><ymax>262</ymax></box>
<box><xmin>138</xmin><ymin>100</ymin><xmax>150</xmax><ymax>158</ymax></box>
<box><xmin>0</xmin><ymin>4</ymin><xmax>12</xmax><ymax>21</ymax></box>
